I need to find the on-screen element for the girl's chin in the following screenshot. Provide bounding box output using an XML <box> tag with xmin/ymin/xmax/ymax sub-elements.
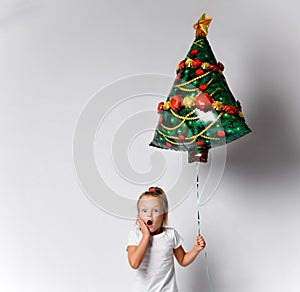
<box><xmin>148</xmin><ymin>225</ymin><xmax>156</xmax><ymax>232</ymax></box>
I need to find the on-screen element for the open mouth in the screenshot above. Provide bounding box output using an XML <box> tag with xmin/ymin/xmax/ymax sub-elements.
<box><xmin>146</xmin><ymin>220</ymin><xmax>153</xmax><ymax>226</ymax></box>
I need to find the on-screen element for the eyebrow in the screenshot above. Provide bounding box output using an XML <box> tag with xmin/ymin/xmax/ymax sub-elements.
<box><xmin>139</xmin><ymin>205</ymin><xmax>161</xmax><ymax>208</ymax></box>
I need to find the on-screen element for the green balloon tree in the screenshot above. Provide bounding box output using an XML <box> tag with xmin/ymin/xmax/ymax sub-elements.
<box><xmin>150</xmin><ymin>13</ymin><xmax>251</xmax><ymax>163</ymax></box>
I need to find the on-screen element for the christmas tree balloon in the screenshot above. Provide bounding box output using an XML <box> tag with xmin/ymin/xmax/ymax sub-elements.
<box><xmin>150</xmin><ymin>13</ymin><xmax>251</xmax><ymax>163</ymax></box>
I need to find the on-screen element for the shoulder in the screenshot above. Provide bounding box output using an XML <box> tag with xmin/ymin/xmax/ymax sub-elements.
<box><xmin>163</xmin><ymin>226</ymin><xmax>175</xmax><ymax>233</ymax></box>
<box><xmin>163</xmin><ymin>227</ymin><xmax>183</xmax><ymax>248</ymax></box>
<box><xmin>163</xmin><ymin>227</ymin><xmax>183</xmax><ymax>240</ymax></box>
<box><xmin>163</xmin><ymin>226</ymin><xmax>180</xmax><ymax>235</ymax></box>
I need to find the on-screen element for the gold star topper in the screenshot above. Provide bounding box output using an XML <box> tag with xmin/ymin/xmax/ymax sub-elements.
<box><xmin>193</xmin><ymin>13</ymin><xmax>212</xmax><ymax>37</ymax></box>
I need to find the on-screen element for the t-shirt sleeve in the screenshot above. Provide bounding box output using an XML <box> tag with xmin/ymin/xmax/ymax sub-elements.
<box><xmin>173</xmin><ymin>229</ymin><xmax>184</xmax><ymax>249</ymax></box>
<box><xmin>127</xmin><ymin>230</ymin><xmax>139</xmax><ymax>248</ymax></box>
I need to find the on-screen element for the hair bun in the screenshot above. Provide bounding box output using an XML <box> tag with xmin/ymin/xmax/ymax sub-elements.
<box><xmin>148</xmin><ymin>187</ymin><xmax>165</xmax><ymax>196</ymax></box>
<box><xmin>148</xmin><ymin>187</ymin><xmax>156</xmax><ymax>193</ymax></box>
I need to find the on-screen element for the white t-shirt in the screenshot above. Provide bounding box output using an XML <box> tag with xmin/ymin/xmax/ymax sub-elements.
<box><xmin>127</xmin><ymin>227</ymin><xmax>183</xmax><ymax>292</ymax></box>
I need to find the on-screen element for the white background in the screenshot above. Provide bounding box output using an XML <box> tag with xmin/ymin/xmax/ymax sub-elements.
<box><xmin>1</xmin><ymin>0</ymin><xmax>300</xmax><ymax>291</ymax></box>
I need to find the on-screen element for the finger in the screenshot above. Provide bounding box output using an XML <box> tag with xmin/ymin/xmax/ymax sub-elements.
<box><xmin>137</xmin><ymin>216</ymin><xmax>145</xmax><ymax>224</ymax></box>
<box><xmin>138</xmin><ymin>217</ymin><xmax>150</xmax><ymax>230</ymax></box>
<box><xmin>197</xmin><ymin>239</ymin><xmax>205</xmax><ymax>246</ymax></box>
<box><xmin>196</xmin><ymin>236</ymin><xmax>203</xmax><ymax>241</ymax></box>
<box><xmin>137</xmin><ymin>217</ymin><xmax>146</xmax><ymax>228</ymax></box>
<box><xmin>198</xmin><ymin>237</ymin><xmax>205</xmax><ymax>243</ymax></box>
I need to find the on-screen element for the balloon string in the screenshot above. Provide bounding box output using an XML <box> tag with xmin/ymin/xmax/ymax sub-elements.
<box><xmin>205</xmin><ymin>252</ymin><xmax>213</xmax><ymax>292</ymax></box>
<box><xmin>196</xmin><ymin>162</ymin><xmax>201</xmax><ymax>235</ymax></box>
<box><xmin>196</xmin><ymin>162</ymin><xmax>213</xmax><ymax>292</ymax></box>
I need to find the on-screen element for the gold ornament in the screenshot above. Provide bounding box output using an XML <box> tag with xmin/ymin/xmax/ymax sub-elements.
<box><xmin>163</xmin><ymin>101</ymin><xmax>170</xmax><ymax>110</ymax></box>
<box><xmin>212</xmin><ymin>101</ymin><xmax>224</xmax><ymax>111</ymax></box>
<box><xmin>185</xmin><ymin>57</ymin><xmax>193</xmax><ymax>67</ymax></box>
<box><xmin>193</xmin><ymin>13</ymin><xmax>212</xmax><ymax>37</ymax></box>
<box><xmin>183</xmin><ymin>96</ymin><xmax>194</xmax><ymax>108</ymax></box>
<box><xmin>201</xmin><ymin>62</ymin><xmax>211</xmax><ymax>70</ymax></box>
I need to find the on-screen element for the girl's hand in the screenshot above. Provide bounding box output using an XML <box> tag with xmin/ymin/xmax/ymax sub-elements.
<box><xmin>194</xmin><ymin>234</ymin><xmax>206</xmax><ymax>253</ymax></box>
<box><xmin>137</xmin><ymin>216</ymin><xmax>150</xmax><ymax>238</ymax></box>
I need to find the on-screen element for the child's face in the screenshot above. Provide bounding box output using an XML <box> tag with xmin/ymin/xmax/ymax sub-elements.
<box><xmin>138</xmin><ymin>196</ymin><xmax>165</xmax><ymax>235</ymax></box>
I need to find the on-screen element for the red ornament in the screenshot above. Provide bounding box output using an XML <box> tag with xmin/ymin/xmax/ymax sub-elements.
<box><xmin>192</xmin><ymin>59</ymin><xmax>202</xmax><ymax>68</ymax></box>
<box><xmin>177</xmin><ymin>60</ymin><xmax>186</xmax><ymax>72</ymax></box>
<box><xmin>166</xmin><ymin>142</ymin><xmax>172</xmax><ymax>148</ymax></box>
<box><xmin>217</xmin><ymin>130</ymin><xmax>226</xmax><ymax>137</ymax></box>
<box><xmin>194</xmin><ymin>93</ymin><xmax>213</xmax><ymax>111</ymax></box>
<box><xmin>157</xmin><ymin>102</ymin><xmax>164</xmax><ymax>113</ymax></box>
<box><xmin>223</xmin><ymin>105</ymin><xmax>238</xmax><ymax>115</ymax></box>
<box><xmin>195</xmin><ymin>69</ymin><xmax>204</xmax><ymax>76</ymax></box>
<box><xmin>170</xmin><ymin>95</ymin><xmax>183</xmax><ymax>111</ymax></box>
<box><xmin>196</xmin><ymin>141</ymin><xmax>206</xmax><ymax>146</ymax></box>
<box><xmin>190</xmin><ymin>49</ymin><xmax>198</xmax><ymax>56</ymax></box>
<box><xmin>178</xmin><ymin>134</ymin><xmax>185</xmax><ymax>141</ymax></box>
<box><xmin>217</xmin><ymin>61</ymin><xmax>224</xmax><ymax>71</ymax></box>
<box><xmin>199</xmin><ymin>84</ymin><xmax>207</xmax><ymax>91</ymax></box>
<box><xmin>176</xmin><ymin>73</ymin><xmax>181</xmax><ymax>80</ymax></box>
<box><xmin>159</xmin><ymin>116</ymin><xmax>163</xmax><ymax>123</ymax></box>
<box><xmin>209</xmin><ymin>64</ymin><xmax>219</xmax><ymax>71</ymax></box>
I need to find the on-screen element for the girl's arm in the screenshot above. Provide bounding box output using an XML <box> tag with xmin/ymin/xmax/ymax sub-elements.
<box><xmin>173</xmin><ymin>235</ymin><xmax>206</xmax><ymax>267</ymax></box>
<box><xmin>127</xmin><ymin>217</ymin><xmax>150</xmax><ymax>269</ymax></box>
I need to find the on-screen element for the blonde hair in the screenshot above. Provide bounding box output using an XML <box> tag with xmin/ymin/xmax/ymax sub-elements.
<box><xmin>137</xmin><ymin>187</ymin><xmax>169</xmax><ymax>226</ymax></box>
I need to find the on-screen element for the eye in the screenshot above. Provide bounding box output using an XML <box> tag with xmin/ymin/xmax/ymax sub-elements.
<box><xmin>153</xmin><ymin>209</ymin><xmax>159</xmax><ymax>214</ymax></box>
<box><xmin>141</xmin><ymin>209</ymin><xmax>147</xmax><ymax>214</ymax></box>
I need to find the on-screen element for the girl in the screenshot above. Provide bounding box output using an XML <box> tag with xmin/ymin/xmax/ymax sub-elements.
<box><xmin>127</xmin><ymin>187</ymin><xmax>206</xmax><ymax>292</ymax></box>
